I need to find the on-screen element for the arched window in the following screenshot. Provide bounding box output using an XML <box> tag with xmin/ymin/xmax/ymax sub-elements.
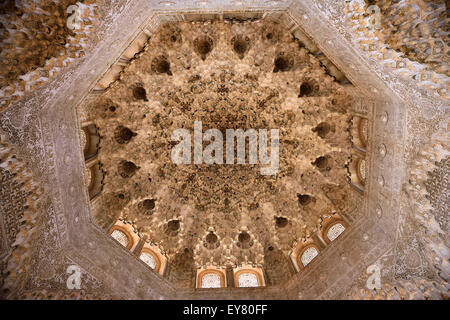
<box><xmin>350</xmin><ymin>116</ymin><xmax>368</xmax><ymax>151</ymax></box>
<box><xmin>357</xmin><ymin>158</ymin><xmax>366</xmax><ymax>186</ymax></box>
<box><xmin>300</xmin><ymin>246</ymin><xmax>319</xmax><ymax>267</ymax></box>
<box><xmin>201</xmin><ymin>273</ymin><xmax>222</xmax><ymax>288</ymax></box>
<box><xmin>237</xmin><ymin>272</ymin><xmax>259</xmax><ymax>287</ymax></box>
<box><xmin>327</xmin><ymin>223</ymin><xmax>346</xmax><ymax>242</ymax></box>
<box><xmin>291</xmin><ymin>239</ymin><xmax>321</xmax><ymax>272</ymax></box>
<box><xmin>111</xmin><ymin>229</ymin><xmax>129</xmax><ymax>247</ymax></box>
<box><xmin>85</xmin><ymin>160</ymin><xmax>104</xmax><ymax>200</ymax></box>
<box><xmin>139</xmin><ymin>248</ymin><xmax>161</xmax><ymax>273</ymax></box>
<box><xmin>234</xmin><ymin>269</ymin><xmax>264</xmax><ymax>288</ymax></box>
<box><xmin>358</xmin><ymin>118</ymin><xmax>368</xmax><ymax>148</ymax></box>
<box><xmin>320</xmin><ymin>215</ymin><xmax>348</xmax><ymax>245</ymax></box>
<box><xmin>348</xmin><ymin>155</ymin><xmax>366</xmax><ymax>192</ymax></box>
<box><xmin>108</xmin><ymin>225</ymin><xmax>134</xmax><ymax>250</ymax></box>
<box><xmin>196</xmin><ymin>270</ymin><xmax>226</xmax><ymax>288</ymax></box>
<box><xmin>140</xmin><ymin>252</ymin><xmax>156</xmax><ymax>269</ymax></box>
<box><xmin>81</xmin><ymin>124</ymin><xmax>100</xmax><ymax>160</ymax></box>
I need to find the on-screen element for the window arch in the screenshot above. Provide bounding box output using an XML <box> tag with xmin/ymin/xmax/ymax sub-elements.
<box><xmin>320</xmin><ymin>215</ymin><xmax>348</xmax><ymax>245</ymax></box>
<box><xmin>85</xmin><ymin>160</ymin><xmax>104</xmax><ymax>200</ymax></box>
<box><xmin>350</xmin><ymin>116</ymin><xmax>368</xmax><ymax>151</ymax></box>
<box><xmin>356</xmin><ymin>158</ymin><xmax>366</xmax><ymax>186</ymax></box>
<box><xmin>108</xmin><ymin>225</ymin><xmax>134</xmax><ymax>250</ymax></box>
<box><xmin>110</xmin><ymin>229</ymin><xmax>129</xmax><ymax>247</ymax></box>
<box><xmin>291</xmin><ymin>239</ymin><xmax>321</xmax><ymax>272</ymax></box>
<box><xmin>234</xmin><ymin>269</ymin><xmax>264</xmax><ymax>288</ymax></box>
<box><xmin>298</xmin><ymin>245</ymin><xmax>319</xmax><ymax>268</ymax></box>
<box><xmin>139</xmin><ymin>248</ymin><xmax>161</xmax><ymax>273</ymax></box>
<box><xmin>81</xmin><ymin>124</ymin><xmax>100</xmax><ymax>160</ymax></box>
<box><xmin>196</xmin><ymin>269</ymin><xmax>226</xmax><ymax>288</ymax></box>
<box><xmin>348</xmin><ymin>155</ymin><xmax>366</xmax><ymax>191</ymax></box>
<box><xmin>326</xmin><ymin>222</ymin><xmax>346</xmax><ymax>243</ymax></box>
<box><xmin>358</xmin><ymin>117</ymin><xmax>368</xmax><ymax>148</ymax></box>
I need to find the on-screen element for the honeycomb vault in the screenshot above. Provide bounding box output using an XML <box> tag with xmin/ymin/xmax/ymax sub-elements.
<box><xmin>84</xmin><ymin>20</ymin><xmax>356</xmax><ymax>286</ymax></box>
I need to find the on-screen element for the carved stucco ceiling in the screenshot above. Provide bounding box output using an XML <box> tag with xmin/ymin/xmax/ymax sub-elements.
<box><xmin>82</xmin><ymin>20</ymin><xmax>356</xmax><ymax>275</ymax></box>
<box><xmin>3</xmin><ymin>0</ymin><xmax>447</xmax><ymax>300</ymax></box>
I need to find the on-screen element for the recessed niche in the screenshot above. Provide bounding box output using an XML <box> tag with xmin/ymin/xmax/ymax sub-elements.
<box><xmin>194</xmin><ymin>36</ymin><xmax>214</xmax><ymax>60</ymax></box>
<box><xmin>273</xmin><ymin>53</ymin><xmax>293</xmax><ymax>72</ymax></box>
<box><xmin>299</xmin><ymin>80</ymin><xmax>319</xmax><ymax>97</ymax></box>
<box><xmin>160</xmin><ymin>25</ymin><xmax>182</xmax><ymax>46</ymax></box>
<box><xmin>133</xmin><ymin>86</ymin><xmax>148</xmax><ymax>101</ymax></box>
<box><xmin>168</xmin><ymin>219</ymin><xmax>180</xmax><ymax>231</ymax></box>
<box><xmin>118</xmin><ymin>160</ymin><xmax>139</xmax><ymax>178</ymax></box>
<box><xmin>151</xmin><ymin>56</ymin><xmax>172</xmax><ymax>75</ymax></box>
<box><xmin>312</xmin><ymin>122</ymin><xmax>331</xmax><ymax>138</ymax></box>
<box><xmin>297</xmin><ymin>194</ymin><xmax>313</xmax><ymax>206</ymax></box>
<box><xmin>87</xmin><ymin>162</ymin><xmax>104</xmax><ymax>200</ymax></box>
<box><xmin>139</xmin><ymin>199</ymin><xmax>155</xmax><ymax>214</ymax></box>
<box><xmin>204</xmin><ymin>231</ymin><xmax>220</xmax><ymax>250</ymax></box>
<box><xmin>114</xmin><ymin>125</ymin><xmax>136</xmax><ymax>144</ymax></box>
<box><xmin>275</xmin><ymin>216</ymin><xmax>288</xmax><ymax>228</ymax></box>
<box><xmin>206</xmin><ymin>232</ymin><xmax>218</xmax><ymax>244</ymax></box>
<box><xmin>299</xmin><ymin>82</ymin><xmax>312</xmax><ymax>97</ymax></box>
<box><xmin>238</xmin><ymin>232</ymin><xmax>250</xmax><ymax>243</ymax></box>
<box><xmin>312</xmin><ymin>156</ymin><xmax>329</xmax><ymax>170</ymax></box>
<box><xmin>262</xmin><ymin>24</ymin><xmax>280</xmax><ymax>43</ymax></box>
<box><xmin>164</xmin><ymin>219</ymin><xmax>181</xmax><ymax>237</ymax></box>
<box><xmin>237</xmin><ymin>231</ymin><xmax>253</xmax><ymax>249</ymax></box>
<box><xmin>231</xmin><ymin>35</ymin><xmax>250</xmax><ymax>59</ymax></box>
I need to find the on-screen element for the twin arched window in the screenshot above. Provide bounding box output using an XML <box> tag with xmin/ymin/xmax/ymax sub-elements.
<box><xmin>196</xmin><ymin>269</ymin><xmax>264</xmax><ymax>288</ymax></box>
<box><xmin>293</xmin><ymin>219</ymin><xmax>346</xmax><ymax>271</ymax></box>
<box><xmin>109</xmin><ymin>221</ymin><xmax>167</xmax><ymax>275</ymax></box>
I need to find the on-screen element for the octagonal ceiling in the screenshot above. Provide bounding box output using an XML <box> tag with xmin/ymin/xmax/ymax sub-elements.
<box><xmin>0</xmin><ymin>0</ymin><xmax>447</xmax><ymax>300</ymax></box>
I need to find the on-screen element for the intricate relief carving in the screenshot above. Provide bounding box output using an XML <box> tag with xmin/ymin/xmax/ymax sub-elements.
<box><xmin>0</xmin><ymin>133</ymin><xmax>44</xmax><ymax>298</ymax></box>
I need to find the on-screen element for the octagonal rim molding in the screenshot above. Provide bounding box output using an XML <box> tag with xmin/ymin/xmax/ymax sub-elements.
<box><xmin>0</xmin><ymin>0</ymin><xmax>427</xmax><ymax>299</ymax></box>
<box><xmin>72</xmin><ymin>8</ymin><xmax>405</xmax><ymax>298</ymax></box>
<box><xmin>146</xmin><ymin>0</ymin><xmax>293</xmax><ymax>12</ymax></box>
